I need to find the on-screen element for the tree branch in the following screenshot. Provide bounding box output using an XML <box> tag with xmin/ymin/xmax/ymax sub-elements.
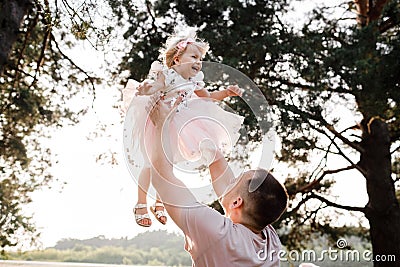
<box><xmin>30</xmin><ymin>1</ymin><xmax>51</xmax><ymax>89</ymax></box>
<box><xmin>310</xmin><ymin>193</ymin><xmax>366</xmax><ymax>212</ymax></box>
<box><xmin>12</xmin><ymin>7</ymin><xmax>38</xmax><ymax>88</ymax></box>
<box><xmin>391</xmin><ymin>130</ymin><xmax>400</xmax><ymax>143</ymax></box>
<box><xmin>326</xmin><ymin>129</ymin><xmax>368</xmax><ymax>176</ymax></box>
<box><xmin>287</xmin><ymin>195</ymin><xmax>313</xmax><ymax>214</ymax></box>
<box><xmin>299</xmin><ymin>204</ymin><xmax>323</xmax><ymax>226</ymax></box>
<box><xmin>379</xmin><ymin>16</ymin><xmax>400</xmax><ymax>33</ymax></box>
<box><xmin>309</xmin><ymin>123</ymin><xmax>367</xmax><ymax>176</ymax></box>
<box><xmin>279</xmin><ymin>100</ymin><xmax>364</xmax><ymax>153</ymax></box>
<box><xmin>6</xmin><ymin>65</ymin><xmax>35</xmax><ymax>80</ymax></box>
<box><xmin>314</xmin><ymin>145</ymin><xmax>340</xmax><ymax>155</ymax></box>
<box><xmin>296</xmin><ymin>165</ymin><xmax>357</xmax><ymax>193</ymax></box>
<box><xmin>340</xmin><ymin>124</ymin><xmax>360</xmax><ymax>134</ymax></box>
<box><xmin>370</xmin><ymin>0</ymin><xmax>390</xmax><ymax>21</ymax></box>
<box><xmin>61</xmin><ymin>0</ymin><xmax>86</xmax><ymax>24</ymax></box>
<box><xmin>391</xmin><ymin>144</ymin><xmax>400</xmax><ymax>154</ymax></box>
<box><xmin>50</xmin><ymin>33</ymin><xmax>97</xmax><ymax>102</ymax></box>
<box><xmin>145</xmin><ymin>0</ymin><xmax>157</xmax><ymax>31</ymax></box>
<box><xmin>325</xmin><ymin>123</ymin><xmax>364</xmax><ymax>153</ymax></box>
<box><xmin>272</xmin><ymin>77</ymin><xmax>352</xmax><ymax>95</ymax></box>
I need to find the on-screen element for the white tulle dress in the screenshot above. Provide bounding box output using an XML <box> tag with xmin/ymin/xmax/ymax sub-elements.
<box><xmin>122</xmin><ymin>62</ymin><xmax>244</xmax><ymax>169</ymax></box>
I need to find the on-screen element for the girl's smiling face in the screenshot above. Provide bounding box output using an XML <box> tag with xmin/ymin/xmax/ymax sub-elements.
<box><xmin>173</xmin><ymin>44</ymin><xmax>203</xmax><ymax>79</ymax></box>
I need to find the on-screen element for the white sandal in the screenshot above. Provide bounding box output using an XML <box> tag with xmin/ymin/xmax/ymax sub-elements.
<box><xmin>134</xmin><ymin>203</ymin><xmax>151</xmax><ymax>227</ymax></box>
<box><xmin>150</xmin><ymin>203</ymin><xmax>167</xmax><ymax>225</ymax></box>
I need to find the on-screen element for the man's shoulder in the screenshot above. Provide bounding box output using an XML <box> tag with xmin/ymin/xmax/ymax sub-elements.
<box><xmin>185</xmin><ymin>203</ymin><xmax>229</xmax><ymax>223</ymax></box>
<box><xmin>193</xmin><ymin>224</ymin><xmax>282</xmax><ymax>267</ymax></box>
<box><xmin>265</xmin><ymin>225</ymin><xmax>278</xmax><ymax>235</ymax></box>
<box><xmin>182</xmin><ymin>203</ymin><xmax>233</xmax><ymax>237</ymax></box>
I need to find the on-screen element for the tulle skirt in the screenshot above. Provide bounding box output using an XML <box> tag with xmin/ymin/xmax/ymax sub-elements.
<box><xmin>123</xmin><ymin>92</ymin><xmax>244</xmax><ymax>169</ymax></box>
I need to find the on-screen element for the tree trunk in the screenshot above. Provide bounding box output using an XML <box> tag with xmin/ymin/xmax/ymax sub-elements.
<box><xmin>0</xmin><ymin>0</ymin><xmax>33</xmax><ymax>75</ymax></box>
<box><xmin>354</xmin><ymin>0</ymin><xmax>390</xmax><ymax>26</ymax></box>
<box><xmin>360</xmin><ymin>117</ymin><xmax>400</xmax><ymax>266</ymax></box>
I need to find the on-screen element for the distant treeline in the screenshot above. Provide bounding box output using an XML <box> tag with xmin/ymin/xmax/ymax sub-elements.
<box><xmin>5</xmin><ymin>230</ymin><xmax>191</xmax><ymax>266</ymax></box>
<box><xmin>3</xmin><ymin>230</ymin><xmax>375</xmax><ymax>267</ymax></box>
<box><xmin>54</xmin><ymin>230</ymin><xmax>184</xmax><ymax>251</ymax></box>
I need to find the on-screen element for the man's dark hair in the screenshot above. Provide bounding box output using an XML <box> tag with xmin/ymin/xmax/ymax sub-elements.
<box><xmin>241</xmin><ymin>169</ymin><xmax>288</xmax><ymax>231</ymax></box>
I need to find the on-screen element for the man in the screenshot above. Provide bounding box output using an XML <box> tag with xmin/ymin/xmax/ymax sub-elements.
<box><xmin>148</xmin><ymin>99</ymin><xmax>288</xmax><ymax>266</ymax></box>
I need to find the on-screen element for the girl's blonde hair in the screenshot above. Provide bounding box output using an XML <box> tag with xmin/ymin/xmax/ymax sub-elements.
<box><xmin>160</xmin><ymin>29</ymin><xmax>210</xmax><ymax>68</ymax></box>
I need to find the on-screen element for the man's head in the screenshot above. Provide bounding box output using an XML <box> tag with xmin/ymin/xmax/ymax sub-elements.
<box><xmin>221</xmin><ymin>169</ymin><xmax>288</xmax><ymax>232</ymax></box>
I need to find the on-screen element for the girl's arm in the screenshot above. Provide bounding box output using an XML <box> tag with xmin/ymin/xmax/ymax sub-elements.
<box><xmin>194</xmin><ymin>87</ymin><xmax>211</xmax><ymax>98</ymax></box>
<box><xmin>194</xmin><ymin>85</ymin><xmax>242</xmax><ymax>100</ymax></box>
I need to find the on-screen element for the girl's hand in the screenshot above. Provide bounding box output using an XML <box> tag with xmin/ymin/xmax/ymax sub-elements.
<box><xmin>226</xmin><ymin>85</ymin><xmax>243</xmax><ymax>97</ymax></box>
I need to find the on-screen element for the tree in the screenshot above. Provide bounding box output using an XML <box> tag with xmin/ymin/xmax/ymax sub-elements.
<box><xmin>0</xmin><ymin>0</ymin><xmax>32</xmax><ymax>75</ymax></box>
<box><xmin>0</xmin><ymin>0</ymin><xmax>104</xmax><ymax>249</ymax></box>
<box><xmin>272</xmin><ymin>1</ymin><xmax>400</xmax><ymax>264</ymax></box>
<box><xmin>109</xmin><ymin>0</ymin><xmax>400</xmax><ymax>265</ymax></box>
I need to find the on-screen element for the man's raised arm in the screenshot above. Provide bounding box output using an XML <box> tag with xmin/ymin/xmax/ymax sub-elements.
<box><xmin>148</xmin><ymin>100</ymin><xmax>197</xmax><ymax>229</ymax></box>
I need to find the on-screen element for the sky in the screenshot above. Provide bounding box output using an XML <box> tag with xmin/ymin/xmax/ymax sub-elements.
<box><xmin>23</xmin><ymin>0</ymin><xmax>370</xmax><ymax>250</ymax></box>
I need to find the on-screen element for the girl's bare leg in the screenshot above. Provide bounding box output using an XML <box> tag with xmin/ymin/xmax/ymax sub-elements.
<box><xmin>153</xmin><ymin>194</ymin><xmax>167</xmax><ymax>224</ymax></box>
<box><xmin>134</xmin><ymin>167</ymin><xmax>151</xmax><ymax>227</ymax></box>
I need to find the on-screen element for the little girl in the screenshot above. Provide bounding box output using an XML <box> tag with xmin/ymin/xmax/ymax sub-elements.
<box><xmin>122</xmin><ymin>32</ymin><xmax>244</xmax><ymax>227</ymax></box>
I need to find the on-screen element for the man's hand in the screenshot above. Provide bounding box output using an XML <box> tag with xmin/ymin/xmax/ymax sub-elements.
<box><xmin>147</xmin><ymin>94</ymin><xmax>184</xmax><ymax>127</ymax></box>
<box><xmin>226</xmin><ymin>85</ymin><xmax>243</xmax><ymax>97</ymax></box>
<box><xmin>136</xmin><ymin>79</ymin><xmax>154</xmax><ymax>96</ymax></box>
<box><xmin>147</xmin><ymin>96</ymin><xmax>170</xmax><ymax>127</ymax></box>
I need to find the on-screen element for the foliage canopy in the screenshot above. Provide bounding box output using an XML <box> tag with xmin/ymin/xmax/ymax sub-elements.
<box><xmin>0</xmin><ymin>0</ymin><xmax>106</xmax><ymax>249</ymax></box>
<box><xmin>108</xmin><ymin>0</ymin><xmax>400</xmax><ymax>261</ymax></box>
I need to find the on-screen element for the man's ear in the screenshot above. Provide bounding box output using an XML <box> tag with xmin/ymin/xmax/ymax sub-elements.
<box><xmin>231</xmin><ymin>197</ymin><xmax>243</xmax><ymax>209</ymax></box>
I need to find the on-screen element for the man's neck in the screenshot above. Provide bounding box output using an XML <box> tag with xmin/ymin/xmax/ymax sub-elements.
<box><xmin>237</xmin><ymin>220</ymin><xmax>264</xmax><ymax>238</ymax></box>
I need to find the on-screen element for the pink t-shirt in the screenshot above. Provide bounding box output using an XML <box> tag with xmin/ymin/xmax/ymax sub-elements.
<box><xmin>180</xmin><ymin>204</ymin><xmax>282</xmax><ymax>266</ymax></box>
